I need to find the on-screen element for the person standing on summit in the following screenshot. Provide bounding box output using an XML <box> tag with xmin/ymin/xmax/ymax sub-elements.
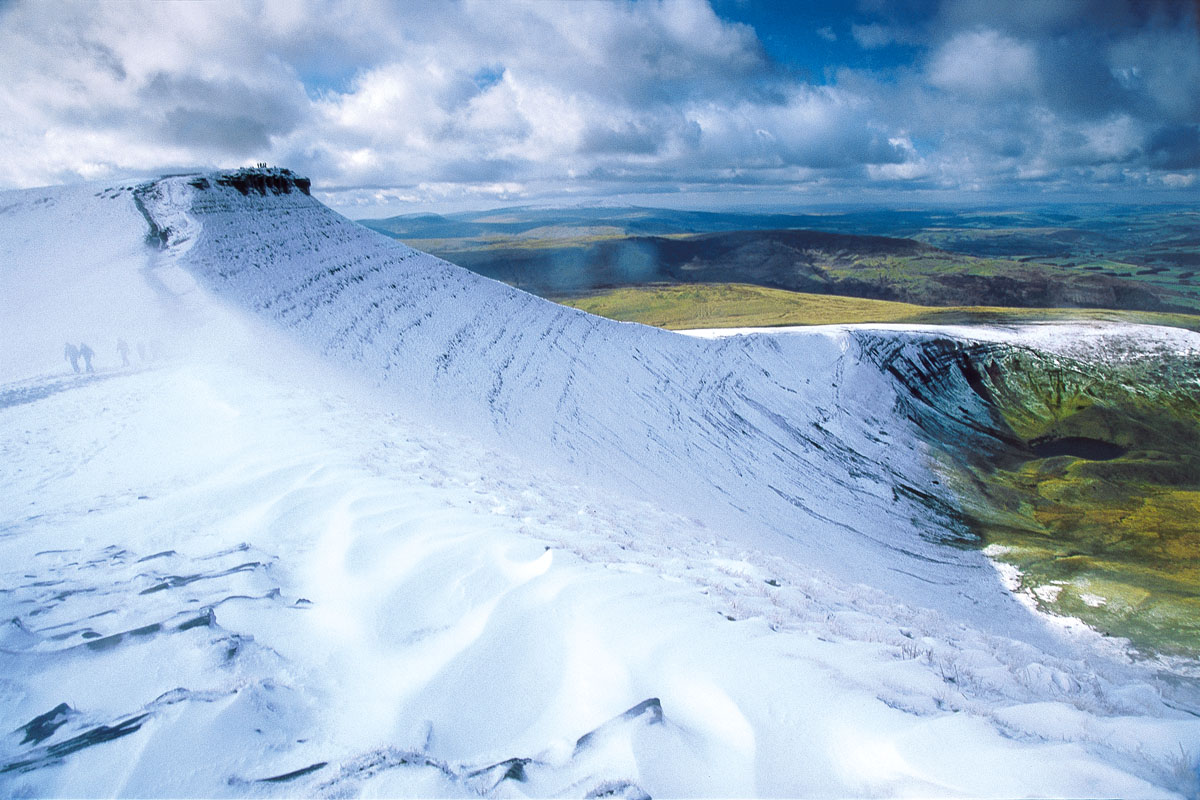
<box><xmin>64</xmin><ymin>342</ymin><xmax>80</xmax><ymax>374</ymax></box>
<box><xmin>79</xmin><ymin>342</ymin><xmax>95</xmax><ymax>373</ymax></box>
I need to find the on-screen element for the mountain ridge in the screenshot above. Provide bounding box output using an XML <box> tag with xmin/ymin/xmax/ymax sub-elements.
<box><xmin>3</xmin><ymin>168</ymin><xmax>1199</xmax><ymax>797</ymax></box>
<box><xmin>134</xmin><ymin>169</ymin><xmax>1200</xmax><ymax>646</ymax></box>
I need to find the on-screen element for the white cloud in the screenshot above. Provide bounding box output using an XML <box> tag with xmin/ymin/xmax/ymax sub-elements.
<box><xmin>0</xmin><ymin>1</ymin><xmax>312</xmax><ymax>185</ymax></box>
<box><xmin>277</xmin><ymin>1</ymin><xmax>912</xmax><ymax>197</ymax></box>
<box><xmin>851</xmin><ymin>23</ymin><xmax>893</xmax><ymax>50</ymax></box>
<box><xmin>1</xmin><ymin>0</ymin><xmax>805</xmax><ymax>196</ymax></box>
<box><xmin>927</xmin><ymin>29</ymin><xmax>1038</xmax><ymax>99</ymax></box>
<box><xmin>1080</xmin><ymin>115</ymin><xmax>1141</xmax><ymax>162</ymax></box>
<box><xmin>867</xmin><ymin>160</ymin><xmax>930</xmax><ymax>181</ymax></box>
<box><xmin>0</xmin><ymin>0</ymin><xmax>1195</xmax><ymax>207</ymax></box>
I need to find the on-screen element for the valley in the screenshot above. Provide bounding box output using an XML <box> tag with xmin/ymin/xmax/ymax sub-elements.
<box><xmin>848</xmin><ymin>326</ymin><xmax>1200</xmax><ymax>656</ymax></box>
<box><xmin>361</xmin><ymin>205</ymin><xmax>1200</xmax><ymax>322</ymax></box>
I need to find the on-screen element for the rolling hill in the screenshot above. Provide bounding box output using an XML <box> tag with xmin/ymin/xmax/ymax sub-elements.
<box><xmin>361</xmin><ymin>205</ymin><xmax>1200</xmax><ymax>317</ymax></box>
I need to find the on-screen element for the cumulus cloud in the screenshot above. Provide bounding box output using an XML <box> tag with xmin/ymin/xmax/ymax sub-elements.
<box><xmin>841</xmin><ymin>0</ymin><xmax>1200</xmax><ymax>195</ymax></box>
<box><xmin>278</xmin><ymin>0</ymin><xmax>922</xmax><ymax>204</ymax></box>
<box><xmin>0</xmin><ymin>0</ymin><xmax>1195</xmax><ymax>209</ymax></box>
<box><xmin>0</xmin><ymin>1</ymin><xmax>313</xmax><ymax>185</ymax></box>
<box><xmin>140</xmin><ymin>73</ymin><xmax>307</xmax><ymax>154</ymax></box>
<box><xmin>927</xmin><ymin>29</ymin><xmax>1038</xmax><ymax>99</ymax></box>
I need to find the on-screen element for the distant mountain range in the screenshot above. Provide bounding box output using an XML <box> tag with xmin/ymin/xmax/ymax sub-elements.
<box><xmin>359</xmin><ymin>205</ymin><xmax>1200</xmax><ymax>314</ymax></box>
<box><xmin>359</xmin><ymin>202</ymin><xmax>1200</xmax><ymax>258</ymax></box>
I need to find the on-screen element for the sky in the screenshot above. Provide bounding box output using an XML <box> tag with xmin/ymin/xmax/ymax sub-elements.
<box><xmin>0</xmin><ymin>0</ymin><xmax>1197</xmax><ymax>216</ymax></box>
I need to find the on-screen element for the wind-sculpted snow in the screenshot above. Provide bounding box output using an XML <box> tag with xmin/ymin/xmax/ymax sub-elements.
<box><xmin>3</xmin><ymin>172</ymin><xmax>1200</xmax><ymax>798</ymax></box>
<box><xmin>134</xmin><ymin>174</ymin><xmax>1030</xmax><ymax>627</ymax></box>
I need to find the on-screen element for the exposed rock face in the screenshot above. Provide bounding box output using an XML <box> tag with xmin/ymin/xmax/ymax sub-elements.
<box><xmin>189</xmin><ymin>167</ymin><xmax>311</xmax><ymax>196</ymax></box>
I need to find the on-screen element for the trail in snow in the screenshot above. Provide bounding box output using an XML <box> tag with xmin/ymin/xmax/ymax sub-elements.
<box><xmin>0</xmin><ymin>171</ymin><xmax>1198</xmax><ymax>797</ymax></box>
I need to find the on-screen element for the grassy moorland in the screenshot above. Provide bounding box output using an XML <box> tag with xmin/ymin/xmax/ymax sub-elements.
<box><xmin>560</xmin><ymin>282</ymin><xmax>1200</xmax><ymax>333</ymax></box>
<box><xmin>934</xmin><ymin>347</ymin><xmax>1200</xmax><ymax>657</ymax></box>
<box><xmin>399</xmin><ymin>231</ymin><xmax>1200</xmax><ymax>313</ymax></box>
<box><xmin>360</xmin><ymin>204</ymin><xmax>1200</xmax><ymax>314</ymax></box>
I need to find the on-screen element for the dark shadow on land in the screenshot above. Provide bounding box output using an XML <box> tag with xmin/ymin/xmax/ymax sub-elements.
<box><xmin>0</xmin><ymin>371</ymin><xmax>144</xmax><ymax>411</ymax></box>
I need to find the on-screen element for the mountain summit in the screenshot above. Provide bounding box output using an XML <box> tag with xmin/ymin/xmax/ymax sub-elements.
<box><xmin>1</xmin><ymin>169</ymin><xmax>1197</xmax><ymax>798</ymax></box>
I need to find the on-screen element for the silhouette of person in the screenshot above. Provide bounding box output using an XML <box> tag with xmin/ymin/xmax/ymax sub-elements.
<box><xmin>64</xmin><ymin>342</ymin><xmax>80</xmax><ymax>374</ymax></box>
<box><xmin>79</xmin><ymin>342</ymin><xmax>95</xmax><ymax>373</ymax></box>
<box><xmin>137</xmin><ymin>342</ymin><xmax>148</xmax><ymax>362</ymax></box>
<box><xmin>117</xmin><ymin>338</ymin><xmax>130</xmax><ymax>367</ymax></box>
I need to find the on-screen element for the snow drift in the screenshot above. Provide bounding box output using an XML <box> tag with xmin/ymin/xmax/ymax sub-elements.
<box><xmin>134</xmin><ymin>171</ymin><xmax>1032</xmax><ymax>628</ymax></box>
<box><xmin>1</xmin><ymin>168</ymin><xmax>1198</xmax><ymax>798</ymax></box>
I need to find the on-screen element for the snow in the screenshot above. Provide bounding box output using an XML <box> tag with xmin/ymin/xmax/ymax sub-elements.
<box><xmin>1</xmin><ymin>172</ymin><xmax>1198</xmax><ymax>798</ymax></box>
<box><xmin>132</xmin><ymin>175</ymin><xmax>1046</xmax><ymax>634</ymax></box>
<box><xmin>683</xmin><ymin>321</ymin><xmax>1200</xmax><ymax>359</ymax></box>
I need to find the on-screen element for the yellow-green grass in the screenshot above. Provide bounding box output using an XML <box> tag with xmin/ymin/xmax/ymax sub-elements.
<box><xmin>558</xmin><ymin>282</ymin><xmax>1200</xmax><ymax>333</ymax></box>
<box><xmin>936</xmin><ymin>351</ymin><xmax>1200</xmax><ymax>656</ymax></box>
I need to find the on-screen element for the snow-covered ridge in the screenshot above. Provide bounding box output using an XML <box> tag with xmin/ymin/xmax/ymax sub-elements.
<box><xmin>134</xmin><ymin>170</ymin><xmax>1023</xmax><ymax>624</ymax></box>
<box><xmin>4</xmin><ymin>171</ymin><xmax>1200</xmax><ymax>798</ymax></box>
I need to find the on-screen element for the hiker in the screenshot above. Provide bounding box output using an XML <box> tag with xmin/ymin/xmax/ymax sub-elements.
<box><xmin>79</xmin><ymin>342</ymin><xmax>95</xmax><ymax>373</ymax></box>
<box><xmin>117</xmin><ymin>338</ymin><xmax>130</xmax><ymax>367</ymax></box>
<box><xmin>64</xmin><ymin>342</ymin><xmax>80</xmax><ymax>374</ymax></box>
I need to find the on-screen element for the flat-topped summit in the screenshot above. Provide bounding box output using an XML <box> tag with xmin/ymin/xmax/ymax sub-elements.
<box><xmin>186</xmin><ymin>166</ymin><xmax>311</xmax><ymax>197</ymax></box>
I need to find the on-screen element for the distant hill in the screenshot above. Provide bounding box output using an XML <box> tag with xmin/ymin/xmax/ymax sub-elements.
<box><xmin>358</xmin><ymin>205</ymin><xmax>1200</xmax><ymax>314</ymax></box>
<box><xmin>411</xmin><ymin>228</ymin><xmax>1197</xmax><ymax>313</ymax></box>
<box><xmin>358</xmin><ymin>205</ymin><xmax>832</xmax><ymax>239</ymax></box>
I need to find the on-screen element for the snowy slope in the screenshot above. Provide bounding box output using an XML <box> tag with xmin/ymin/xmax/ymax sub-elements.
<box><xmin>0</xmin><ymin>183</ymin><xmax>195</xmax><ymax>381</ymax></box>
<box><xmin>1</xmin><ymin>170</ymin><xmax>1198</xmax><ymax>798</ymax></box>
<box><xmin>134</xmin><ymin>173</ymin><xmax>1041</xmax><ymax>633</ymax></box>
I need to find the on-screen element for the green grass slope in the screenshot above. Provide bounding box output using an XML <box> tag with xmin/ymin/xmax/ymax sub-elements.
<box><xmin>559</xmin><ymin>282</ymin><xmax>1200</xmax><ymax>333</ymax></box>
<box><xmin>934</xmin><ymin>347</ymin><xmax>1200</xmax><ymax>657</ymax></box>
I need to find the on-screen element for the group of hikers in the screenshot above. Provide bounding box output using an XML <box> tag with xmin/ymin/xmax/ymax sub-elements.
<box><xmin>63</xmin><ymin>338</ymin><xmax>142</xmax><ymax>374</ymax></box>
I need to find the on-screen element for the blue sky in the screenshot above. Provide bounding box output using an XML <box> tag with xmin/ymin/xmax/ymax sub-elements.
<box><xmin>0</xmin><ymin>0</ymin><xmax>1196</xmax><ymax>215</ymax></box>
<box><xmin>713</xmin><ymin>1</ymin><xmax>920</xmax><ymax>79</ymax></box>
